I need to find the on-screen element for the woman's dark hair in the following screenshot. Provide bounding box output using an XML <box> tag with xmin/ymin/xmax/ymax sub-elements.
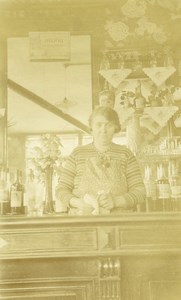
<box><xmin>88</xmin><ymin>106</ymin><xmax>121</xmax><ymax>133</ymax></box>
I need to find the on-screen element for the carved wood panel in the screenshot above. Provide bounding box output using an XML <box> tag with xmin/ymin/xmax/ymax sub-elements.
<box><xmin>98</xmin><ymin>257</ymin><xmax>121</xmax><ymax>300</ymax></box>
<box><xmin>120</xmin><ymin>255</ymin><xmax>181</xmax><ymax>300</ymax></box>
<box><xmin>1</xmin><ymin>215</ymin><xmax>181</xmax><ymax>300</ymax></box>
<box><xmin>149</xmin><ymin>281</ymin><xmax>181</xmax><ymax>300</ymax></box>
<box><xmin>0</xmin><ymin>278</ymin><xmax>96</xmax><ymax>300</ymax></box>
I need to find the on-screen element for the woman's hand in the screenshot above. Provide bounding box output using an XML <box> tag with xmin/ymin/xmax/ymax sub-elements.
<box><xmin>114</xmin><ymin>195</ymin><xmax>127</xmax><ymax>208</ymax></box>
<box><xmin>98</xmin><ymin>192</ymin><xmax>114</xmax><ymax>210</ymax></box>
<box><xmin>69</xmin><ymin>197</ymin><xmax>93</xmax><ymax>215</ymax></box>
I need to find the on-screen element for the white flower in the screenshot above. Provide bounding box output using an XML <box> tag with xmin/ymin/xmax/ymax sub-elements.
<box><xmin>135</xmin><ymin>17</ymin><xmax>157</xmax><ymax>36</ymax></box>
<box><xmin>30</xmin><ymin>134</ymin><xmax>62</xmax><ymax>181</ymax></box>
<box><xmin>152</xmin><ymin>27</ymin><xmax>167</xmax><ymax>44</ymax></box>
<box><xmin>31</xmin><ymin>147</ymin><xmax>43</xmax><ymax>159</ymax></box>
<box><xmin>107</xmin><ymin>21</ymin><xmax>129</xmax><ymax>42</ymax></box>
<box><xmin>121</xmin><ymin>0</ymin><xmax>146</xmax><ymax>18</ymax></box>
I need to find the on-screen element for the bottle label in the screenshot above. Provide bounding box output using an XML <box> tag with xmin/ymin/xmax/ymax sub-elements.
<box><xmin>11</xmin><ymin>191</ymin><xmax>22</xmax><ymax>207</ymax></box>
<box><xmin>145</xmin><ymin>181</ymin><xmax>157</xmax><ymax>198</ymax></box>
<box><xmin>0</xmin><ymin>189</ymin><xmax>9</xmax><ymax>202</ymax></box>
<box><xmin>135</xmin><ymin>98</ymin><xmax>145</xmax><ymax>109</ymax></box>
<box><xmin>157</xmin><ymin>184</ymin><xmax>170</xmax><ymax>199</ymax></box>
<box><xmin>171</xmin><ymin>186</ymin><xmax>181</xmax><ymax>199</ymax></box>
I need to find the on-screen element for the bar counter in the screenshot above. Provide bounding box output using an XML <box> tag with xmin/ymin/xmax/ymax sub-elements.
<box><xmin>0</xmin><ymin>213</ymin><xmax>181</xmax><ymax>299</ymax></box>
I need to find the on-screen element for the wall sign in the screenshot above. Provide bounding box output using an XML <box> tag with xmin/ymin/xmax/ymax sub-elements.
<box><xmin>29</xmin><ymin>31</ymin><xmax>70</xmax><ymax>60</ymax></box>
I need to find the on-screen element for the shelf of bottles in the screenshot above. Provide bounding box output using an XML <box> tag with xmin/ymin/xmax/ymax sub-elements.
<box><xmin>99</xmin><ymin>47</ymin><xmax>175</xmax><ymax>73</ymax></box>
<box><xmin>143</xmin><ymin>159</ymin><xmax>181</xmax><ymax>212</ymax></box>
<box><xmin>141</xmin><ymin>135</ymin><xmax>181</xmax><ymax>213</ymax></box>
<box><xmin>139</xmin><ymin>136</ymin><xmax>181</xmax><ymax>160</ymax></box>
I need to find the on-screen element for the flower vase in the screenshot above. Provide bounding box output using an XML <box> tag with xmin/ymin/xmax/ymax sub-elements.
<box><xmin>43</xmin><ymin>166</ymin><xmax>55</xmax><ymax>214</ymax></box>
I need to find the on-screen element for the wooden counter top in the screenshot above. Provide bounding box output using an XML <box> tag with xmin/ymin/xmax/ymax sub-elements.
<box><xmin>1</xmin><ymin>213</ymin><xmax>181</xmax><ymax>260</ymax></box>
<box><xmin>1</xmin><ymin>213</ymin><xmax>181</xmax><ymax>300</ymax></box>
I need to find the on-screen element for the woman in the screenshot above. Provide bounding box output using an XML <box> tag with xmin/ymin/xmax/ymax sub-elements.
<box><xmin>56</xmin><ymin>106</ymin><xmax>145</xmax><ymax>215</ymax></box>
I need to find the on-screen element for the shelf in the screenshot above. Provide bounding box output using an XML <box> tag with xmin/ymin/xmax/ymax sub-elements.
<box><xmin>138</xmin><ymin>153</ymin><xmax>181</xmax><ymax>162</ymax></box>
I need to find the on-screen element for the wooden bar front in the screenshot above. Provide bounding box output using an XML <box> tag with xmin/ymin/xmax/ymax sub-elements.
<box><xmin>0</xmin><ymin>213</ymin><xmax>181</xmax><ymax>300</ymax></box>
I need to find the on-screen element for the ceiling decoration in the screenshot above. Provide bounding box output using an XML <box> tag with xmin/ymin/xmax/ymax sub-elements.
<box><xmin>104</xmin><ymin>0</ymin><xmax>181</xmax><ymax>50</ymax></box>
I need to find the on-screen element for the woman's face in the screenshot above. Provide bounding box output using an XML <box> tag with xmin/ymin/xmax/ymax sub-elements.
<box><xmin>91</xmin><ymin>114</ymin><xmax>116</xmax><ymax>146</ymax></box>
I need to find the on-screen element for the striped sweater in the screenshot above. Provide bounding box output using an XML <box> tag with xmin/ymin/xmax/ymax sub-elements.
<box><xmin>56</xmin><ymin>143</ymin><xmax>145</xmax><ymax>212</ymax></box>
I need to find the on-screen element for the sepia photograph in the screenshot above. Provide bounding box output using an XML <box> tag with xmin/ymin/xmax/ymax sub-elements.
<box><xmin>0</xmin><ymin>0</ymin><xmax>181</xmax><ymax>299</ymax></box>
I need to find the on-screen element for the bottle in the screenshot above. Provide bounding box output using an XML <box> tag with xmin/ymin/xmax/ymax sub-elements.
<box><xmin>0</xmin><ymin>168</ymin><xmax>10</xmax><ymax>215</ymax></box>
<box><xmin>169</xmin><ymin>161</ymin><xmax>181</xmax><ymax>211</ymax></box>
<box><xmin>10</xmin><ymin>169</ymin><xmax>24</xmax><ymax>215</ymax></box>
<box><xmin>144</xmin><ymin>165</ymin><xmax>157</xmax><ymax>212</ymax></box>
<box><xmin>150</xmin><ymin>51</ymin><xmax>157</xmax><ymax>67</ymax></box>
<box><xmin>117</xmin><ymin>54</ymin><xmax>125</xmax><ymax>69</ymax></box>
<box><xmin>134</xmin><ymin>80</ymin><xmax>146</xmax><ymax>112</ymax></box>
<box><xmin>100</xmin><ymin>53</ymin><xmax>110</xmax><ymax>70</ymax></box>
<box><xmin>19</xmin><ymin>170</ymin><xmax>27</xmax><ymax>214</ymax></box>
<box><xmin>156</xmin><ymin>163</ymin><xmax>171</xmax><ymax>212</ymax></box>
<box><xmin>5</xmin><ymin>168</ymin><xmax>11</xmax><ymax>213</ymax></box>
<box><xmin>24</xmin><ymin>169</ymin><xmax>36</xmax><ymax>216</ymax></box>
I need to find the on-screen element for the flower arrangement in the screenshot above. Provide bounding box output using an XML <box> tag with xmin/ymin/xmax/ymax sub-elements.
<box><xmin>148</xmin><ymin>85</ymin><xmax>181</xmax><ymax>106</ymax></box>
<box><xmin>29</xmin><ymin>134</ymin><xmax>62</xmax><ymax>182</ymax></box>
<box><xmin>118</xmin><ymin>83</ymin><xmax>181</xmax><ymax>108</ymax></box>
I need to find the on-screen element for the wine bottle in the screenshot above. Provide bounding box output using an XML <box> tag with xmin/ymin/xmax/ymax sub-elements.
<box><xmin>0</xmin><ymin>168</ymin><xmax>10</xmax><ymax>215</ymax></box>
<box><xmin>134</xmin><ymin>80</ymin><xmax>146</xmax><ymax>112</ymax></box>
<box><xmin>10</xmin><ymin>169</ymin><xmax>24</xmax><ymax>215</ymax></box>
<box><xmin>156</xmin><ymin>163</ymin><xmax>171</xmax><ymax>212</ymax></box>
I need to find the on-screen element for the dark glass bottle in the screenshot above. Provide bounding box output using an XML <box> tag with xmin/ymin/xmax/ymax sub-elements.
<box><xmin>10</xmin><ymin>169</ymin><xmax>24</xmax><ymax>215</ymax></box>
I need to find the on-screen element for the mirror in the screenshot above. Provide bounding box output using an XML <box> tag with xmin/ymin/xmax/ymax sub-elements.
<box><xmin>7</xmin><ymin>34</ymin><xmax>93</xmax><ymax>171</ymax></box>
<box><xmin>7</xmin><ymin>34</ymin><xmax>92</xmax><ymax>134</ymax></box>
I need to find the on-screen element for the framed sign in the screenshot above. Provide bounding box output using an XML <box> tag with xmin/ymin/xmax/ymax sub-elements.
<box><xmin>29</xmin><ymin>31</ymin><xmax>70</xmax><ymax>60</ymax></box>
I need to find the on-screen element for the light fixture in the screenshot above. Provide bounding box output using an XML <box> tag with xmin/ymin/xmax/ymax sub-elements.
<box><xmin>54</xmin><ymin>65</ymin><xmax>77</xmax><ymax>112</ymax></box>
